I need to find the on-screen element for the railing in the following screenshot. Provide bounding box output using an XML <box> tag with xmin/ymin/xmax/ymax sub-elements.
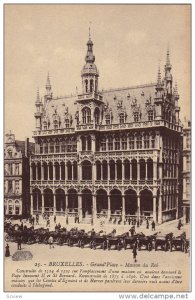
<box><xmin>33</xmin><ymin>120</ymin><xmax>182</xmax><ymax>137</ymax></box>
<box><xmin>33</xmin><ymin>127</ymin><xmax>75</xmax><ymax>136</ymax></box>
<box><xmin>77</xmin><ymin>92</ymin><xmax>103</xmax><ymax>102</ymax></box>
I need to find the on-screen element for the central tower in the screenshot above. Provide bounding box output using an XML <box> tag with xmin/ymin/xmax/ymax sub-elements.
<box><xmin>81</xmin><ymin>31</ymin><xmax>99</xmax><ymax>94</ymax></box>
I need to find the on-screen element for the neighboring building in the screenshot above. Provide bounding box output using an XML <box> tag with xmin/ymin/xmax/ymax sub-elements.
<box><xmin>182</xmin><ymin>119</ymin><xmax>191</xmax><ymax>223</ymax></box>
<box><xmin>30</xmin><ymin>34</ymin><xmax>182</xmax><ymax>224</ymax></box>
<box><xmin>4</xmin><ymin>132</ymin><xmax>35</xmax><ymax>217</ymax></box>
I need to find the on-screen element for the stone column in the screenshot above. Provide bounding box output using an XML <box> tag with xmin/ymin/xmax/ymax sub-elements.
<box><xmin>53</xmin><ymin>163</ymin><xmax>56</xmax><ymax>181</ymax></box>
<box><xmin>30</xmin><ymin>164</ymin><xmax>33</xmax><ymax>180</ymax></box>
<box><xmin>91</xmin><ymin>135</ymin><xmax>96</xmax><ymax>152</ymax></box>
<box><xmin>78</xmin><ymin>194</ymin><xmax>82</xmax><ymax>220</ymax></box>
<box><xmin>145</xmin><ymin>161</ymin><xmax>148</xmax><ymax>180</ymax></box>
<box><xmin>53</xmin><ymin>193</ymin><xmax>56</xmax><ymax>214</ymax></box>
<box><xmin>153</xmin><ymin>195</ymin><xmax>157</xmax><ymax>222</ymax></box>
<box><xmin>158</xmin><ymin>194</ymin><xmax>163</xmax><ymax>224</ymax></box>
<box><xmin>107</xmin><ymin>195</ymin><xmax>111</xmax><ymax>220</ymax></box>
<box><xmin>137</xmin><ymin>161</ymin><xmax>140</xmax><ymax>181</ymax></box>
<box><xmin>30</xmin><ymin>194</ymin><xmax>33</xmax><ymax>215</ymax></box>
<box><xmin>12</xmin><ymin>180</ymin><xmax>15</xmax><ymax>194</ymax></box>
<box><xmin>41</xmin><ymin>164</ymin><xmax>44</xmax><ymax>181</ymax></box>
<box><xmin>108</xmin><ymin>162</ymin><xmax>110</xmax><ymax>181</ymax></box>
<box><xmin>72</xmin><ymin>164</ymin><xmax>74</xmax><ymax>181</ymax></box>
<box><xmin>122</xmin><ymin>162</ymin><xmax>125</xmax><ymax>181</ymax></box>
<box><xmin>41</xmin><ymin>193</ymin><xmax>44</xmax><ymax>214</ymax></box>
<box><xmin>101</xmin><ymin>162</ymin><xmax>103</xmax><ymax>181</ymax></box>
<box><xmin>122</xmin><ymin>195</ymin><xmax>125</xmax><ymax>222</ymax></box>
<box><xmin>115</xmin><ymin>162</ymin><xmax>117</xmax><ymax>181</ymax></box>
<box><xmin>92</xmin><ymin>194</ymin><xmax>97</xmax><ymax>223</ymax></box>
<box><xmin>130</xmin><ymin>162</ymin><xmax>132</xmax><ymax>181</ymax></box>
<box><xmin>59</xmin><ymin>164</ymin><xmax>62</xmax><ymax>181</ymax></box>
<box><xmin>12</xmin><ymin>163</ymin><xmax>15</xmax><ymax>176</ymax></box>
<box><xmin>153</xmin><ymin>161</ymin><xmax>157</xmax><ymax>181</ymax></box>
<box><xmin>137</xmin><ymin>195</ymin><xmax>140</xmax><ymax>219</ymax></box>
<box><xmin>19</xmin><ymin>163</ymin><xmax>22</xmax><ymax>175</ymax></box>
<box><xmin>19</xmin><ymin>180</ymin><xmax>22</xmax><ymax>194</ymax></box>
<box><xmin>92</xmin><ymin>163</ymin><xmax>95</xmax><ymax>183</ymax></box>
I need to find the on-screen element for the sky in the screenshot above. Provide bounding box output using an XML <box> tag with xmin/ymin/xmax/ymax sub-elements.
<box><xmin>4</xmin><ymin>4</ymin><xmax>191</xmax><ymax>141</ymax></box>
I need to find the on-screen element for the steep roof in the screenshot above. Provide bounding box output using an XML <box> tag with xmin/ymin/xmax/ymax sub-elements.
<box><xmin>43</xmin><ymin>82</ymin><xmax>157</xmax><ymax>128</ymax></box>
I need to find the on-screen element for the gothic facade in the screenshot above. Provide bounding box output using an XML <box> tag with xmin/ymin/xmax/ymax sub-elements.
<box><xmin>4</xmin><ymin>132</ymin><xmax>34</xmax><ymax>217</ymax></box>
<box><xmin>182</xmin><ymin>120</ymin><xmax>191</xmax><ymax>223</ymax></box>
<box><xmin>30</xmin><ymin>35</ymin><xmax>182</xmax><ymax>224</ymax></box>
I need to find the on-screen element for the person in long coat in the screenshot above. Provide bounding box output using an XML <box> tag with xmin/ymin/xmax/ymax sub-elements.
<box><xmin>132</xmin><ymin>244</ymin><xmax>137</xmax><ymax>263</ymax></box>
<box><xmin>5</xmin><ymin>243</ymin><xmax>10</xmax><ymax>257</ymax></box>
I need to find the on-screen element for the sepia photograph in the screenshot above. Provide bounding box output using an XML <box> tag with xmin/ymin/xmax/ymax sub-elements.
<box><xmin>4</xmin><ymin>3</ymin><xmax>191</xmax><ymax>293</ymax></box>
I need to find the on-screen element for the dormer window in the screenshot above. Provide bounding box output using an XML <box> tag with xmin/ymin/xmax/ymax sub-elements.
<box><xmin>105</xmin><ymin>114</ymin><xmax>111</xmax><ymax>125</ymax></box>
<box><xmin>53</xmin><ymin>120</ymin><xmax>58</xmax><ymax>129</ymax></box>
<box><xmin>134</xmin><ymin>112</ymin><xmax>139</xmax><ymax>122</ymax></box>
<box><xmin>65</xmin><ymin>119</ymin><xmax>70</xmax><ymax>128</ymax></box>
<box><xmin>119</xmin><ymin>113</ymin><xmax>125</xmax><ymax>124</ymax></box>
<box><xmin>148</xmin><ymin>110</ymin><xmax>154</xmax><ymax>121</ymax></box>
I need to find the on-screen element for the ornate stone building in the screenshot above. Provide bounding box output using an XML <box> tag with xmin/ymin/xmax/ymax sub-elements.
<box><xmin>4</xmin><ymin>132</ymin><xmax>35</xmax><ymax>217</ymax></box>
<box><xmin>182</xmin><ymin>119</ymin><xmax>191</xmax><ymax>223</ymax></box>
<box><xmin>30</xmin><ymin>35</ymin><xmax>182</xmax><ymax>224</ymax></box>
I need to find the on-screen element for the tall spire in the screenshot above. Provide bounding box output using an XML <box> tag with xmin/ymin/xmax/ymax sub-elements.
<box><xmin>45</xmin><ymin>72</ymin><xmax>52</xmax><ymax>98</ymax></box>
<box><xmin>36</xmin><ymin>88</ymin><xmax>40</xmax><ymax>103</ymax></box>
<box><xmin>89</xmin><ymin>21</ymin><xmax>91</xmax><ymax>40</ymax></box>
<box><xmin>157</xmin><ymin>63</ymin><xmax>162</xmax><ymax>85</ymax></box>
<box><xmin>46</xmin><ymin>72</ymin><xmax>51</xmax><ymax>90</ymax></box>
<box><xmin>165</xmin><ymin>47</ymin><xmax>172</xmax><ymax>70</ymax></box>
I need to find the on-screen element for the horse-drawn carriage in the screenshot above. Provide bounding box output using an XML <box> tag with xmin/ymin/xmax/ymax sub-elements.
<box><xmin>137</xmin><ymin>233</ymin><xmax>155</xmax><ymax>251</ymax></box>
<box><xmin>153</xmin><ymin>233</ymin><xmax>173</xmax><ymax>251</ymax></box>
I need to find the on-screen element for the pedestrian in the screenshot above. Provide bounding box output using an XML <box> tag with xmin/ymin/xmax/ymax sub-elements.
<box><xmin>132</xmin><ymin>244</ymin><xmax>137</xmax><ymax>263</ymax></box>
<box><xmin>5</xmin><ymin>243</ymin><xmax>10</xmax><ymax>257</ymax></box>
<box><xmin>146</xmin><ymin>219</ymin><xmax>149</xmax><ymax>229</ymax></box>
<box><xmin>151</xmin><ymin>220</ymin><xmax>155</xmax><ymax>231</ymax></box>
<box><xmin>137</xmin><ymin>219</ymin><xmax>140</xmax><ymax>227</ymax></box>
<box><xmin>177</xmin><ymin>220</ymin><xmax>183</xmax><ymax>230</ymax></box>
<box><xmin>17</xmin><ymin>236</ymin><xmax>22</xmax><ymax>250</ymax></box>
<box><xmin>48</xmin><ymin>236</ymin><xmax>54</xmax><ymax>249</ymax></box>
<box><xmin>47</xmin><ymin>219</ymin><xmax>50</xmax><ymax>227</ymax></box>
<box><xmin>20</xmin><ymin>222</ymin><xmax>24</xmax><ymax>231</ymax></box>
<box><xmin>54</xmin><ymin>215</ymin><xmax>56</xmax><ymax>223</ymax></box>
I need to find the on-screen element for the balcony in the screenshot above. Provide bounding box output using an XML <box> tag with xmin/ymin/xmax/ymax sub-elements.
<box><xmin>76</xmin><ymin>124</ymin><xmax>99</xmax><ymax>131</ymax></box>
<box><xmin>33</xmin><ymin>127</ymin><xmax>75</xmax><ymax>137</ymax></box>
<box><xmin>77</xmin><ymin>92</ymin><xmax>103</xmax><ymax>102</ymax></box>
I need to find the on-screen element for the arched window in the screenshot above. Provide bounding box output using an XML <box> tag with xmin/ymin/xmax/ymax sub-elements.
<box><xmin>108</xmin><ymin>136</ymin><xmax>113</xmax><ymax>150</ymax></box>
<box><xmin>122</xmin><ymin>136</ymin><xmax>127</xmax><ymax>150</ymax></box>
<box><xmin>82</xmin><ymin>107</ymin><xmax>91</xmax><ymax>124</ymax></box>
<box><xmin>90</xmin><ymin>79</ymin><xmax>94</xmax><ymax>92</ymax></box>
<box><xmin>144</xmin><ymin>134</ymin><xmax>149</xmax><ymax>149</ymax></box>
<box><xmin>115</xmin><ymin>136</ymin><xmax>120</xmax><ymax>150</ymax></box>
<box><xmin>101</xmin><ymin>137</ymin><xmax>106</xmax><ymax>151</ymax></box>
<box><xmin>44</xmin><ymin>142</ymin><xmax>48</xmax><ymax>154</ymax></box>
<box><xmin>82</xmin><ymin>160</ymin><xmax>92</xmax><ymax>180</ymax></box>
<box><xmin>87</xmin><ymin>136</ymin><xmax>91</xmax><ymax>151</ymax></box>
<box><xmin>85</xmin><ymin>79</ymin><xmax>88</xmax><ymax>93</ymax></box>
<box><xmin>55</xmin><ymin>140</ymin><xmax>60</xmax><ymax>153</ymax></box>
<box><xmin>151</xmin><ymin>134</ymin><xmax>155</xmax><ymax>148</ymax></box>
<box><xmin>94</xmin><ymin>108</ymin><xmax>100</xmax><ymax>124</ymax></box>
<box><xmin>136</xmin><ymin>135</ymin><xmax>142</xmax><ymax>149</ymax></box>
<box><xmin>50</xmin><ymin>141</ymin><xmax>54</xmax><ymax>153</ymax></box>
<box><xmin>129</xmin><ymin>135</ymin><xmax>134</xmax><ymax>150</ymax></box>
<box><xmin>81</xmin><ymin>136</ymin><xmax>86</xmax><ymax>151</ymax></box>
